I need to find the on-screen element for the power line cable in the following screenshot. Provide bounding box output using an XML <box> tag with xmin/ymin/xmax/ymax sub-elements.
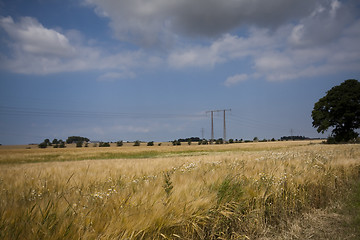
<box><xmin>0</xmin><ymin>106</ymin><xmax>206</xmax><ymax>120</ymax></box>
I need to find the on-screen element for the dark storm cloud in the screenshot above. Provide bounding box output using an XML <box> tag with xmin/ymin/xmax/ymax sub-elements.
<box><xmin>170</xmin><ymin>0</ymin><xmax>317</xmax><ymax>37</ymax></box>
<box><xmin>84</xmin><ymin>0</ymin><xmax>319</xmax><ymax>46</ymax></box>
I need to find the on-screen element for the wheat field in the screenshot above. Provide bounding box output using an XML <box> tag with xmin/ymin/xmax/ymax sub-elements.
<box><xmin>0</xmin><ymin>141</ymin><xmax>359</xmax><ymax>239</ymax></box>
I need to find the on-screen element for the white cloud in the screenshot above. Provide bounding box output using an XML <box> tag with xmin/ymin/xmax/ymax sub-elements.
<box><xmin>0</xmin><ymin>16</ymin><xmax>75</xmax><ymax>57</ymax></box>
<box><xmin>168</xmin><ymin>46</ymin><xmax>222</xmax><ymax>68</ymax></box>
<box><xmin>0</xmin><ymin>16</ymin><xmax>156</xmax><ymax>76</ymax></box>
<box><xmin>97</xmin><ymin>71</ymin><xmax>136</xmax><ymax>81</ymax></box>
<box><xmin>167</xmin><ymin>0</ymin><xmax>360</xmax><ymax>82</ymax></box>
<box><xmin>1</xmin><ymin>0</ymin><xmax>359</xmax><ymax>84</ymax></box>
<box><xmin>224</xmin><ymin>74</ymin><xmax>248</xmax><ymax>87</ymax></box>
<box><xmin>330</xmin><ymin>0</ymin><xmax>341</xmax><ymax>17</ymax></box>
<box><xmin>168</xmin><ymin>31</ymin><xmax>272</xmax><ymax>69</ymax></box>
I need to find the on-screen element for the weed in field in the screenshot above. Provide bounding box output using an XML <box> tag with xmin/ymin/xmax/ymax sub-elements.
<box><xmin>163</xmin><ymin>171</ymin><xmax>174</xmax><ymax>198</ymax></box>
<box><xmin>216</xmin><ymin>176</ymin><xmax>243</xmax><ymax>204</ymax></box>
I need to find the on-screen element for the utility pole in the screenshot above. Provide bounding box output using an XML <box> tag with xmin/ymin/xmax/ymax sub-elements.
<box><xmin>206</xmin><ymin>109</ymin><xmax>231</xmax><ymax>143</ymax></box>
<box><xmin>222</xmin><ymin>109</ymin><xmax>231</xmax><ymax>142</ymax></box>
<box><xmin>211</xmin><ymin>111</ymin><xmax>214</xmax><ymax>143</ymax></box>
<box><xmin>206</xmin><ymin>110</ymin><xmax>215</xmax><ymax>143</ymax></box>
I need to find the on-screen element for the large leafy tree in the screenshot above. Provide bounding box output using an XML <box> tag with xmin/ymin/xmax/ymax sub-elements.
<box><xmin>312</xmin><ymin>79</ymin><xmax>360</xmax><ymax>142</ymax></box>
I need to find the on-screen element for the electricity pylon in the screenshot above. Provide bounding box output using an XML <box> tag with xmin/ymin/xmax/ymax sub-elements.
<box><xmin>206</xmin><ymin>109</ymin><xmax>231</xmax><ymax>143</ymax></box>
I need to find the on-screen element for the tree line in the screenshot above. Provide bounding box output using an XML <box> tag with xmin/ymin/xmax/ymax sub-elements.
<box><xmin>38</xmin><ymin>136</ymin><xmax>313</xmax><ymax>148</ymax></box>
<box><xmin>280</xmin><ymin>136</ymin><xmax>309</xmax><ymax>141</ymax></box>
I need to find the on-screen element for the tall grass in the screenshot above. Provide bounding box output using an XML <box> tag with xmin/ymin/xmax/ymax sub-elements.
<box><xmin>0</xmin><ymin>142</ymin><xmax>359</xmax><ymax>239</ymax></box>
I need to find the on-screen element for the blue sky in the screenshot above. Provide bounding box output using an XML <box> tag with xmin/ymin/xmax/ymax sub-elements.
<box><xmin>0</xmin><ymin>0</ymin><xmax>359</xmax><ymax>145</ymax></box>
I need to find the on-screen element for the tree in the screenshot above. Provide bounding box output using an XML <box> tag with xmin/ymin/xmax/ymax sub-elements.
<box><xmin>201</xmin><ymin>139</ymin><xmax>209</xmax><ymax>145</ymax></box>
<box><xmin>99</xmin><ymin>142</ymin><xmax>110</xmax><ymax>147</ymax></box>
<box><xmin>39</xmin><ymin>138</ymin><xmax>53</xmax><ymax>148</ymax></box>
<box><xmin>172</xmin><ymin>140</ymin><xmax>181</xmax><ymax>146</ymax></box>
<box><xmin>59</xmin><ymin>140</ymin><xmax>66</xmax><ymax>148</ymax></box>
<box><xmin>216</xmin><ymin>138</ymin><xmax>224</xmax><ymax>144</ymax></box>
<box><xmin>66</xmin><ymin>136</ymin><xmax>90</xmax><ymax>144</ymax></box>
<box><xmin>312</xmin><ymin>79</ymin><xmax>360</xmax><ymax>142</ymax></box>
<box><xmin>44</xmin><ymin>139</ymin><xmax>51</xmax><ymax>146</ymax></box>
<box><xmin>38</xmin><ymin>142</ymin><xmax>47</xmax><ymax>148</ymax></box>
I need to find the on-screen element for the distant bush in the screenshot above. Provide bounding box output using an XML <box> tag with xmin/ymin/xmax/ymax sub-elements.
<box><xmin>76</xmin><ymin>141</ymin><xmax>83</xmax><ymax>148</ymax></box>
<box><xmin>66</xmin><ymin>136</ymin><xmax>90</xmax><ymax>144</ymax></box>
<box><xmin>99</xmin><ymin>142</ymin><xmax>110</xmax><ymax>147</ymax></box>
<box><xmin>176</xmin><ymin>137</ymin><xmax>201</xmax><ymax>143</ymax></box>
<box><xmin>53</xmin><ymin>141</ymin><xmax>66</xmax><ymax>148</ymax></box>
<box><xmin>39</xmin><ymin>138</ymin><xmax>67</xmax><ymax>148</ymax></box>
<box><xmin>229</xmin><ymin>139</ymin><xmax>234</xmax><ymax>144</ymax></box>
<box><xmin>116</xmin><ymin>141</ymin><xmax>123</xmax><ymax>147</ymax></box>
<box><xmin>147</xmin><ymin>141</ymin><xmax>154</xmax><ymax>146</ymax></box>
<box><xmin>38</xmin><ymin>142</ymin><xmax>47</xmax><ymax>148</ymax></box>
<box><xmin>216</xmin><ymin>138</ymin><xmax>224</xmax><ymax>144</ymax></box>
<box><xmin>281</xmin><ymin>136</ymin><xmax>309</xmax><ymax>141</ymax></box>
<box><xmin>172</xmin><ymin>140</ymin><xmax>181</xmax><ymax>146</ymax></box>
<box><xmin>133</xmin><ymin>140</ymin><xmax>140</xmax><ymax>146</ymax></box>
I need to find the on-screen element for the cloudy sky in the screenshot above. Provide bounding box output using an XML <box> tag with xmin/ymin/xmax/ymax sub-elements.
<box><xmin>0</xmin><ymin>0</ymin><xmax>359</xmax><ymax>144</ymax></box>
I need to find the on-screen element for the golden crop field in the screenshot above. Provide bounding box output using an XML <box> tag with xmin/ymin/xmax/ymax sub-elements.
<box><xmin>0</xmin><ymin>141</ymin><xmax>359</xmax><ymax>239</ymax></box>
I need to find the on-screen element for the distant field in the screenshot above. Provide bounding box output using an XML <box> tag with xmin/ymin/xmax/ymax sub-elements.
<box><xmin>0</xmin><ymin>141</ymin><xmax>359</xmax><ymax>239</ymax></box>
<box><xmin>0</xmin><ymin>140</ymin><xmax>319</xmax><ymax>164</ymax></box>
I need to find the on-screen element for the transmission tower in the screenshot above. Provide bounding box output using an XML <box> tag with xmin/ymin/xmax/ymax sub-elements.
<box><xmin>206</xmin><ymin>109</ymin><xmax>231</xmax><ymax>143</ymax></box>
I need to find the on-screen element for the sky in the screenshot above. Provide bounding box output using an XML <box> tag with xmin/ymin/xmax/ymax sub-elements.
<box><xmin>0</xmin><ymin>0</ymin><xmax>359</xmax><ymax>145</ymax></box>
